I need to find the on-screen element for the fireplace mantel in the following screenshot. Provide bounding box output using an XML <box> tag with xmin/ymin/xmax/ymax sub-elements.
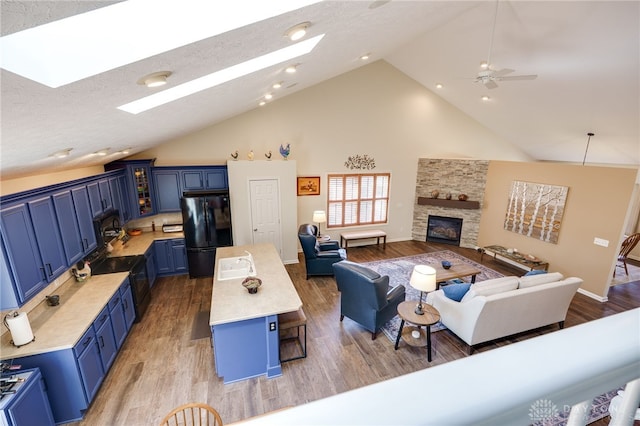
<box><xmin>417</xmin><ymin>197</ymin><xmax>480</xmax><ymax>210</ymax></box>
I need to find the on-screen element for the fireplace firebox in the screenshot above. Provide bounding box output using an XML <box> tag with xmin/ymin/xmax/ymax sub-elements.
<box><xmin>426</xmin><ymin>215</ymin><xmax>463</xmax><ymax>246</ymax></box>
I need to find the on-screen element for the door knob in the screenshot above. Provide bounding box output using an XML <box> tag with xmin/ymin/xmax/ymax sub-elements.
<box><xmin>253</xmin><ymin>228</ymin><xmax>257</xmax><ymax>232</ymax></box>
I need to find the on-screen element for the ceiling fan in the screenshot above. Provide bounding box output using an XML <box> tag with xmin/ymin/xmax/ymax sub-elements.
<box><xmin>474</xmin><ymin>0</ymin><xmax>538</xmax><ymax>89</ymax></box>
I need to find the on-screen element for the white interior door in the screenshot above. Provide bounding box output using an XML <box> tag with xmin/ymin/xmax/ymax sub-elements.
<box><xmin>249</xmin><ymin>179</ymin><xmax>282</xmax><ymax>256</ymax></box>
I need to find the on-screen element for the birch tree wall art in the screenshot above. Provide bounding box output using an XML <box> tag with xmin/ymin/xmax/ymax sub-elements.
<box><xmin>504</xmin><ymin>180</ymin><xmax>569</xmax><ymax>244</ymax></box>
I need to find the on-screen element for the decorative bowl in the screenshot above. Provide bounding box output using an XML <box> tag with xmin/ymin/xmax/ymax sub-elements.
<box><xmin>242</xmin><ymin>277</ymin><xmax>262</xmax><ymax>294</ymax></box>
<box><xmin>441</xmin><ymin>260</ymin><xmax>452</xmax><ymax>270</ymax></box>
<box><xmin>128</xmin><ymin>229</ymin><xmax>142</xmax><ymax>236</ymax></box>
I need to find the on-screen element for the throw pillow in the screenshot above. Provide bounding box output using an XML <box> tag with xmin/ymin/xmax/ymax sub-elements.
<box><xmin>518</xmin><ymin>271</ymin><xmax>564</xmax><ymax>289</ymax></box>
<box><xmin>524</xmin><ymin>269</ymin><xmax>547</xmax><ymax>276</ymax></box>
<box><xmin>442</xmin><ymin>283</ymin><xmax>471</xmax><ymax>302</ymax></box>
<box><xmin>461</xmin><ymin>276</ymin><xmax>520</xmax><ymax>302</ymax></box>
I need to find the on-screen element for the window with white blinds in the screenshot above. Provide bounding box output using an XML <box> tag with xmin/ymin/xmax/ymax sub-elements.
<box><xmin>327</xmin><ymin>173</ymin><xmax>390</xmax><ymax>227</ymax></box>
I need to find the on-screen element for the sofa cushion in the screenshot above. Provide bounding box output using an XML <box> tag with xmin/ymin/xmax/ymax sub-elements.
<box><xmin>518</xmin><ymin>271</ymin><xmax>564</xmax><ymax>289</ymax></box>
<box><xmin>524</xmin><ymin>269</ymin><xmax>547</xmax><ymax>276</ymax></box>
<box><xmin>442</xmin><ymin>283</ymin><xmax>471</xmax><ymax>302</ymax></box>
<box><xmin>461</xmin><ymin>276</ymin><xmax>519</xmax><ymax>302</ymax></box>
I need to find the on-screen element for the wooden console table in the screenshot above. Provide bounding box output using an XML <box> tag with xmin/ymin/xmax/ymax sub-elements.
<box><xmin>480</xmin><ymin>245</ymin><xmax>549</xmax><ymax>272</ymax></box>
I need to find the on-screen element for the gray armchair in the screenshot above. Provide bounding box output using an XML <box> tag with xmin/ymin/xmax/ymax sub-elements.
<box><xmin>298</xmin><ymin>224</ymin><xmax>346</xmax><ymax>279</ymax></box>
<box><xmin>332</xmin><ymin>260</ymin><xmax>406</xmax><ymax>340</ymax></box>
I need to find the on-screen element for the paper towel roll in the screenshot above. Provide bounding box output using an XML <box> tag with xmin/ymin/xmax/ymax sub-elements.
<box><xmin>5</xmin><ymin>312</ymin><xmax>34</xmax><ymax>347</ymax></box>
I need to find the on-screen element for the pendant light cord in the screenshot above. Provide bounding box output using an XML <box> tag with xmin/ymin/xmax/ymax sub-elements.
<box><xmin>582</xmin><ymin>132</ymin><xmax>595</xmax><ymax>165</ymax></box>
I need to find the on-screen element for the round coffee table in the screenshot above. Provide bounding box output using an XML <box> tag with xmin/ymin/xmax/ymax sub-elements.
<box><xmin>394</xmin><ymin>301</ymin><xmax>441</xmax><ymax>362</ymax></box>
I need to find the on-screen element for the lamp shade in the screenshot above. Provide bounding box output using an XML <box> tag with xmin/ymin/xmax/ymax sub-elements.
<box><xmin>312</xmin><ymin>210</ymin><xmax>327</xmax><ymax>224</ymax></box>
<box><xmin>410</xmin><ymin>265</ymin><xmax>437</xmax><ymax>292</ymax></box>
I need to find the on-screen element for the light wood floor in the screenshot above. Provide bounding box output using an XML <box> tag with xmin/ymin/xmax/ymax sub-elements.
<box><xmin>73</xmin><ymin>241</ymin><xmax>640</xmax><ymax>426</ymax></box>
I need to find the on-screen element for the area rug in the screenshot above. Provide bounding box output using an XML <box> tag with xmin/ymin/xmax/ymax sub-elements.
<box><xmin>361</xmin><ymin>251</ymin><xmax>504</xmax><ymax>342</ymax></box>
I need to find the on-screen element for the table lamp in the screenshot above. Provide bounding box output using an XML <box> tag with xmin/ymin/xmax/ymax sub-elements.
<box><xmin>313</xmin><ymin>210</ymin><xmax>327</xmax><ymax>238</ymax></box>
<box><xmin>410</xmin><ymin>265</ymin><xmax>437</xmax><ymax>315</ymax></box>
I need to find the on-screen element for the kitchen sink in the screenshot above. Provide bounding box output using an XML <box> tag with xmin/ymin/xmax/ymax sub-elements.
<box><xmin>217</xmin><ymin>255</ymin><xmax>257</xmax><ymax>281</ymax></box>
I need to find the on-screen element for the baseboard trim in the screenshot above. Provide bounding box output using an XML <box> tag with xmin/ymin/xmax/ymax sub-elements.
<box><xmin>577</xmin><ymin>288</ymin><xmax>608</xmax><ymax>303</ymax></box>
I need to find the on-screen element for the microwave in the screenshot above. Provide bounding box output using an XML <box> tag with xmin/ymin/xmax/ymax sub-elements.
<box><xmin>93</xmin><ymin>211</ymin><xmax>121</xmax><ymax>246</ymax></box>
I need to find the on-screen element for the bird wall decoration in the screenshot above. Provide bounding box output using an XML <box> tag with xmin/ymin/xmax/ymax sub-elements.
<box><xmin>279</xmin><ymin>143</ymin><xmax>291</xmax><ymax>160</ymax></box>
<box><xmin>230</xmin><ymin>150</ymin><xmax>239</xmax><ymax>160</ymax></box>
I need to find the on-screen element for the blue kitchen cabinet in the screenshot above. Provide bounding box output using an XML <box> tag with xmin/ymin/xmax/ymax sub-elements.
<box><xmin>117</xmin><ymin>174</ymin><xmax>132</xmax><ymax>223</ymax></box>
<box><xmin>71</xmin><ymin>186</ymin><xmax>98</xmax><ymax>255</ymax></box>
<box><xmin>0</xmin><ymin>203</ymin><xmax>47</xmax><ymax>307</ymax></box>
<box><xmin>179</xmin><ymin>167</ymin><xmax>228</xmax><ymax>191</ymax></box>
<box><xmin>87</xmin><ymin>179</ymin><xmax>113</xmax><ymax>218</ymax></box>
<box><xmin>154</xmin><ymin>240</ymin><xmax>172</xmax><ymax>275</ymax></box>
<box><xmin>104</xmin><ymin>160</ymin><xmax>156</xmax><ymax>219</ymax></box>
<box><xmin>204</xmin><ymin>168</ymin><xmax>228</xmax><ymax>189</ymax></box>
<box><xmin>155</xmin><ymin>238</ymin><xmax>187</xmax><ymax>276</ymax></box>
<box><xmin>94</xmin><ymin>306</ymin><xmax>118</xmax><ymax>372</ymax></box>
<box><xmin>172</xmin><ymin>239</ymin><xmax>188</xmax><ymax>273</ymax></box>
<box><xmin>0</xmin><ymin>368</ymin><xmax>55</xmax><ymax>426</ymax></box>
<box><xmin>109</xmin><ymin>290</ymin><xmax>127</xmax><ymax>349</ymax></box>
<box><xmin>27</xmin><ymin>196</ymin><xmax>67</xmax><ymax>280</ymax></box>
<box><xmin>154</xmin><ymin>169</ymin><xmax>181</xmax><ymax>213</ymax></box>
<box><xmin>75</xmin><ymin>326</ymin><xmax>104</xmax><ymax>404</ymax></box>
<box><xmin>52</xmin><ymin>190</ymin><xmax>85</xmax><ymax>265</ymax></box>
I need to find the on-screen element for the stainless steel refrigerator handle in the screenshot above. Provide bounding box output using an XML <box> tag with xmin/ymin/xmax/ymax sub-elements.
<box><xmin>203</xmin><ymin>200</ymin><xmax>212</xmax><ymax>243</ymax></box>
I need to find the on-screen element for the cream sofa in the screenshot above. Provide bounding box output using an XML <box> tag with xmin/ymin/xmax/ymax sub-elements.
<box><xmin>428</xmin><ymin>272</ymin><xmax>582</xmax><ymax>353</ymax></box>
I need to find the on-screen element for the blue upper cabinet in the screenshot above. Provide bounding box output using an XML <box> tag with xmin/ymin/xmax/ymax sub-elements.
<box><xmin>181</xmin><ymin>167</ymin><xmax>228</xmax><ymax>191</ymax></box>
<box><xmin>0</xmin><ymin>203</ymin><xmax>46</xmax><ymax>308</ymax></box>
<box><xmin>204</xmin><ymin>168</ymin><xmax>228</xmax><ymax>190</ymax></box>
<box><xmin>71</xmin><ymin>187</ymin><xmax>98</xmax><ymax>255</ymax></box>
<box><xmin>105</xmin><ymin>160</ymin><xmax>156</xmax><ymax>219</ymax></box>
<box><xmin>87</xmin><ymin>179</ymin><xmax>113</xmax><ymax>218</ymax></box>
<box><xmin>154</xmin><ymin>170</ymin><xmax>181</xmax><ymax>213</ymax></box>
<box><xmin>27</xmin><ymin>196</ymin><xmax>67</xmax><ymax>280</ymax></box>
<box><xmin>52</xmin><ymin>190</ymin><xmax>85</xmax><ymax>265</ymax></box>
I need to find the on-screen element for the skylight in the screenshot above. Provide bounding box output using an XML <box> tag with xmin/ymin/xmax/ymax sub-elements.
<box><xmin>117</xmin><ymin>34</ymin><xmax>325</xmax><ymax>114</ymax></box>
<box><xmin>0</xmin><ymin>0</ymin><xmax>321</xmax><ymax>88</ymax></box>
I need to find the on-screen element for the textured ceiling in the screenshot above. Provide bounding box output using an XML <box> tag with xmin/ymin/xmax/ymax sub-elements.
<box><xmin>1</xmin><ymin>1</ymin><xmax>638</xmax><ymax>180</ymax></box>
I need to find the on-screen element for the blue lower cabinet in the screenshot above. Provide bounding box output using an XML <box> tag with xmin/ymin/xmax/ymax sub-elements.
<box><xmin>121</xmin><ymin>280</ymin><xmax>136</xmax><ymax>331</ymax></box>
<box><xmin>94</xmin><ymin>307</ymin><xmax>118</xmax><ymax>373</ymax></box>
<box><xmin>109</xmin><ymin>291</ymin><xmax>127</xmax><ymax>349</ymax></box>
<box><xmin>155</xmin><ymin>239</ymin><xmax>188</xmax><ymax>276</ymax></box>
<box><xmin>0</xmin><ymin>368</ymin><xmax>55</xmax><ymax>426</ymax></box>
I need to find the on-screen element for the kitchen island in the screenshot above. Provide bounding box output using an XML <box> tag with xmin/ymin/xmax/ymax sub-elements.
<box><xmin>210</xmin><ymin>244</ymin><xmax>302</xmax><ymax>384</ymax></box>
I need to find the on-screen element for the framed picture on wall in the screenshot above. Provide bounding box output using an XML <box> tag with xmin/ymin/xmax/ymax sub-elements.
<box><xmin>297</xmin><ymin>176</ymin><xmax>320</xmax><ymax>196</ymax></box>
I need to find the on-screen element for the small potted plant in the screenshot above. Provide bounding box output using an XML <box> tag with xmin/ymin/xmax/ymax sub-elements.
<box><xmin>242</xmin><ymin>277</ymin><xmax>262</xmax><ymax>294</ymax></box>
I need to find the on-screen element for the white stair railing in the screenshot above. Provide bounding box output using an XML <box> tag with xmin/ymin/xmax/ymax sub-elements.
<box><xmin>235</xmin><ymin>308</ymin><xmax>640</xmax><ymax>425</ymax></box>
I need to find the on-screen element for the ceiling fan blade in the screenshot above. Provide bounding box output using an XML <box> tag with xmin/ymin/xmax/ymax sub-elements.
<box><xmin>491</xmin><ymin>68</ymin><xmax>515</xmax><ymax>77</ymax></box>
<box><xmin>484</xmin><ymin>80</ymin><xmax>499</xmax><ymax>89</ymax></box>
<box><xmin>497</xmin><ymin>74</ymin><xmax>538</xmax><ymax>81</ymax></box>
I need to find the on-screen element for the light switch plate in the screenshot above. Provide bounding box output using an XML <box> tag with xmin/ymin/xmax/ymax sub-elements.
<box><xmin>593</xmin><ymin>237</ymin><xmax>609</xmax><ymax>247</ymax></box>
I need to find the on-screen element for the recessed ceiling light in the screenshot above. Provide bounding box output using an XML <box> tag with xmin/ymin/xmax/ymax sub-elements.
<box><xmin>480</xmin><ymin>61</ymin><xmax>489</xmax><ymax>69</ymax></box>
<box><xmin>0</xmin><ymin>0</ymin><xmax>321</xmax><ymax>88</ymax></box>
<box><xmin>436</xmin><ymin>83</ymin><xmax>443</xmax><ymax>89</ymax></box>
<box><xmin>50</xmin><ymin>148</ymin><xmax>72</xmax><ymax>158</ymax></box>
<box><xmin>118</xmin><ymin>147</ymin><xmax>132</xmax><ymax>154</ymax></box>
<box><xmin>272</xmin><ymin>82</ymin><xmax>282</xmax><ymax>89</ymax></box>
<box><xmin>259</xmin><ymin>101</ymin><xmax>266</xmax><ymax>106</ymax></box>
<box><xmin>118</xmin><ymin>35</ymin><xmax>323</xmax><ymax>114</ymax></box>
<box><xmin>264</xmin><ymin>93</ymin><xmax>273</xmax><ymax>100</ymax></box>
<box><xmin>360</xmin><ymin>53</ymin><xmax>370</xmax><ymax>61</ymax></box>
<box><xmin>285</xmin><ymin>64</ymin><xmax>298</xmax><ymax>73</ymax></box>
<box><xmin>93</xmin><ymin>148</ymin><xmax>110</xmax><ymax>156</ymax></box>
<box><xmin>285</xmin><ymin>22</ymin><xmax>310</xmax><ymax>41</ymax></box>
<box><xmin>482</xmin><ymin>95</ymin><xmax>490</xmax><ymax>101</ymax></box>
<box><xmin>137</xmin><ymin>71</ymin><xmax>172</xmax><ymax>88</ymax></box>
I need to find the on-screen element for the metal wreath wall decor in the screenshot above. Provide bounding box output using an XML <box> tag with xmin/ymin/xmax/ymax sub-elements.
<box><xmin>344</xmin><ymin>154</ymin><xmax>376</xmax><ymax>170</ymax></box>
<box><xmin>504</xmin><ymin>180</ymin><xmax>569</xmax><ymax>244</ymax></box>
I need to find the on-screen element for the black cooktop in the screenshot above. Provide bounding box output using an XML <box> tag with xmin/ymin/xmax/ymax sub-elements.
<box><xmin>91</xmin><ymin>255</ymin><xmax>144</xmax><ymax>275</ymax></box>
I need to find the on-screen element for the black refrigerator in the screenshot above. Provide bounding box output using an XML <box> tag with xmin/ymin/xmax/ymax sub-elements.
<box><xmin>180</xmin><ymin>191</ymin><xmax>233</xmax><ymax>277</ymax></box>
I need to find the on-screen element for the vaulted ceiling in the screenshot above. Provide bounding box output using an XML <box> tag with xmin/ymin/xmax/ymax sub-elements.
<box><xmin>1</xmin><ymin>1</ymin><xmax>638</xmax><ymax>180</ymax></box>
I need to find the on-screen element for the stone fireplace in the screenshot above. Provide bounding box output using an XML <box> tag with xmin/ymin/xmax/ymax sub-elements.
<box><xmin>426</xmin><ymin>215</ymin><xmax>463</xmax><ymax>246</ymax></box>
<box><xmin>412</xmin><ymin>159</ymin><xmax>489</xmax><ymax>248</ymax></box>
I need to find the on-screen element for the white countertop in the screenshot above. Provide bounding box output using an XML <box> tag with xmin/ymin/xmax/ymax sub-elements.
<box><xmin>209</xmin><ymin>244</ymin><xmax>302</xmax><ymax>326</ymax></box>
<box><xmin>0</xmin><ymin>230</ymin><xmax>184</xmax><ymax>360</ymax></box>
<box><xmin>0</xmin><ymin>272</ymin><xmax>129</xmax><ymax>360</ymax></box>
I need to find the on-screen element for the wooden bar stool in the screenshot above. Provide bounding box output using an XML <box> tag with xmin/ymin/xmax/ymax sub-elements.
<box><xmin>278</xmin><ymin>308</ymin><xmax>307</xmax><ymax>362</ymax></box>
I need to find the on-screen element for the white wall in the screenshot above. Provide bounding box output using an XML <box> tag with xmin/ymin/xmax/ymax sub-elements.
<box><xmin>131</xmin><ymin>60</ymin><xmax>531</xmax><ymax>244</ymax></box>
<box><xmin>227</xmin><ymin>160</ymin><xmax>298</xmax><ymax>264</ymax></box>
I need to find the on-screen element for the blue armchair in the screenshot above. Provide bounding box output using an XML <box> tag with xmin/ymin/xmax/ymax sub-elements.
<box><xmin>298</xmin><ymin>224</ymin><xmax>347</xmax><ymax>279</ymax></box>
<box><xmin>332</xmin><ymin>260</ymin><xmax>406</xmax><ymax>340</ymax></box>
